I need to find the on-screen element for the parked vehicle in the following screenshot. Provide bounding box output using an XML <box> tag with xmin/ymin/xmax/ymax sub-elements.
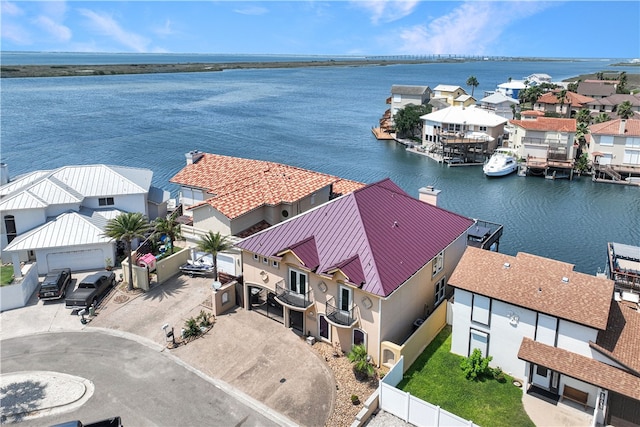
<box><xmin>50</xmin><ymin>416</ymin><xmax>122</xmax><ymax>427</ymax></box>
<box><xmin>38</xmin><ymin>268</ymin><xmax>72</xmax><ymax>301</ymax></box>
<box><xmin>179</xmin><ymin>258</ymin><xmax>214</xmax><ymax>277</ymax></box>
<box><xmin>65</xmin><ymin>271</ymin><xmax>115</xmax><ymax>310</ymax></box>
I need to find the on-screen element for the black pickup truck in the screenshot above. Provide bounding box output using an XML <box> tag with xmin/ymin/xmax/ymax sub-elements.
<box><xmin>65</xmin><ymin>271</ymin><xmax>115</xmax><ymax>310</ymax></box>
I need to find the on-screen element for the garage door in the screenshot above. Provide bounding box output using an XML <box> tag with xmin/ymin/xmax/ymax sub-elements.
<box><xmin>47</xmin><ymin>249</ymin><xmax>104</xmax><ymax>272</ymax></box>
<box><xmin>217</xmin><ymin>254</ymin><xmax>236</xmax><ymax>276</ymax></box>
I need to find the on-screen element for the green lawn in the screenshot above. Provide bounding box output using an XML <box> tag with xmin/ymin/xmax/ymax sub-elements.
<box><xmin>1</xmin><ymin>265</ymin><xmax>15</xmax><ymax>286</ymax></box>
<box><xmin>398</xmin><ymin>326</ymin><xmax>534</xmax><ymax>427</ymax></box>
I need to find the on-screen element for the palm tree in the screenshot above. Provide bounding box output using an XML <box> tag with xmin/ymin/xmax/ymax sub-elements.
<box><xmin>153</xmin><ymin>213</ymin><xmax>182</xmax><ymax>255</ymax></box>
<box><xmin>575</xmin><ymin>108</ymin><xmax>592</xmax><ymax>126</ymax></box>
<box><xmin>594</xmin><ymin>112</ymin><xmax>611</xmax><ymax>123</ymax></box>
<box><xmin>555</xmin><ymin>89</ymin><xmax>568</xmax><ymax>117</ymax></box>
<box><xmin>466</xmin><ymin>76</ymin><xmax>479</xmax><ymax>97</ymax></box>
<box><xmin>103</xmin><ymin>212</ymin><xmax>151</xmax><ymax>291</ymax></box>
<box><xmin>616</xmin><ymin>101</ymin><xmax>634</xmax><ymax>119</ymax></box>
<box><xmin>196</xmin><ymin>231</ymin><xmax>233</xmax><ymax>281</ymax></box>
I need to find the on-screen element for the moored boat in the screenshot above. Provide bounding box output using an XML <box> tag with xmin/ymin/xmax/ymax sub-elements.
<box><xmin>483</xmin><ymin>148</ymin><xmax>518</xmax><ymax>177</ymax></box>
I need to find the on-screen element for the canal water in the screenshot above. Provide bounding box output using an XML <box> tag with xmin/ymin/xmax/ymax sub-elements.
<box><xmin>1</xmin><ymin>55</ymin><xmax>638</xmax><ymax>274</ymax></box>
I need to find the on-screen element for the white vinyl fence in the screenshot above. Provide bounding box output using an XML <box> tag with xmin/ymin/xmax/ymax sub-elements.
<box><xmin>380</xmin><ymin>356</ymin><xmax>479</xmax><ymax>427</ymax></box>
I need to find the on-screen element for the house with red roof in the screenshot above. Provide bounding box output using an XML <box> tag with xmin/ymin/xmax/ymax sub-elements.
<box><xmin>508</xmin><ymin>116</ymin><xmax>577</xmax><ymax>168</ymax></box>
<box><xmin>235</xmin><ymin>179</ymin><xmax>476</xmax><ymax>365</ymax></box>
<box><xmin>169</xmin><ymin>151</ymin><xmax>365</xmax><ymax>239</ymax></box>
<box><xmin>589</xmin><ymin>118</ymin><xmax>640</xmax><ymax>183</ymax></box>
<box><xmin>449</xmin><ymin>247</ymin><xmax>640</xmax><ymax>426</ymax></box>
<box><xmin>534</xmin><ymin>90</ymin><xmax>594</xmax><ymax>118</ymax></box>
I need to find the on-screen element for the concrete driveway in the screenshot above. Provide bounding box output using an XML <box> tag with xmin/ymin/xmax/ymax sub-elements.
<box><xmin>1</xmin><ymin>270</ymin><xmax>335</xmax><ymax>427</ymax></box>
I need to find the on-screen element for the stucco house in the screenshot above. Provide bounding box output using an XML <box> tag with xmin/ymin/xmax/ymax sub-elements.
<box><xmin>235</xmin><ymin>179</ymin><xmax>478</xmax><ymax>365</ymax></box>
<box><xmin>577</xmin><ymin>80</ymin><xmax>618</xmax><ymax>99</ymax></box>
<box><xmin>389</xmin><ymin>85</ymin><xmax>432</xmax><ymax>115</ymax></box>
<box><xmin>1</xmin><ymin>164</ymin><xmax>166</xmax><ymax>276</ymax></box>
<box><xmin>494</xmin><ymin>79</ymin><xmax>527</xmax><ymax>100</ymax></box>
<box><xmin>589</xmin><ymin>119</ymin><xmax>640</xmax><ymax>182</ymax></box>
<box><xmin>585</xmin><ymin>94</ymin><xmax>640</xmax><ymax>119</ymax></box>
<box><xmin>508</xmin><ymin>116</ymin><xmax>577</xmax><ymax>162</ymax></box>
<box><xmin>169</xmin><ymin>151</ymin><xmax>364</xmax><ymax>240</ymax></box>
<box><xmin>449</xmin><ymin>246</ymin><xmax>640</xmax><ymax>427</ymax></box>
<box><xmin>534</xmin><ymin>91</ymin><xmax>595</xmax><ymax>118</ymax></box>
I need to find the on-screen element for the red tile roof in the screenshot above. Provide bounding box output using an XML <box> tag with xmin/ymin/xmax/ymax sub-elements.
<box><xmin>237</xmin><ymin>179</ymin><xmax>474</xmax><ymax>297</ymax></box>
<box><xmin>509</xmin><ymin>117</ymin><xmax>576</xmax><ymax>132</ymax></box>
<box><xmin>169</xmin><ymin>153</ymin><xmax>365</xmax><ymax>219</ymax></box>
<box><xmin>592</xmin><ymin>301</ymin><xmax>640</xmax><ymax>374</ymax></box>
<box><xmin>589</xmin><ymin>118</ymin><xmax>640</xmax><ymax>136</ymax></box>
<box><xmin>536</xmin><ymin>91</ymin><xmax>594</xmax><ymax>107</ymax></box>
<box><xmin>448</xmin><ymin>247</ymin><xmax>614</xmax><ymax>330</ymax></box>
<box><xmin>518</xmin><ymin>338</ymin><xmax>640</xmax><ymax>401</ymax></box>
<box><xmin>520</xmin><ymin>110</ymin><xmax>545</xmax><ymax>117</ymax></box>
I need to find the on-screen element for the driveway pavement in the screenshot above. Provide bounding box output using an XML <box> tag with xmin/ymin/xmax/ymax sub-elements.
<box><xmin>1</xmin><ymin>270</ymin><xmax>335</xmax><ymax>427</ymax></box>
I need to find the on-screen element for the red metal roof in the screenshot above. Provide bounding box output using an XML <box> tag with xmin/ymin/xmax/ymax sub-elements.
<box><xmin>237</xmin><ymin>179</ymin><xmax>474</xmax><ymax>297</ymax></box>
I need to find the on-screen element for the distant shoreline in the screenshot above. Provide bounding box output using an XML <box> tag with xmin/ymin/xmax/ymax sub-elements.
<box><xmin>2</xmin><ymin>57</ymin><xmax>635</xmax><ymax>79</ymax></box>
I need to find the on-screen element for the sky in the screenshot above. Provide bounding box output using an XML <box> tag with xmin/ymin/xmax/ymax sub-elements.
<box><xmin>1</xmin><ymin>1</ymin><xmax>639</xmax><ymax>59</ymax></box>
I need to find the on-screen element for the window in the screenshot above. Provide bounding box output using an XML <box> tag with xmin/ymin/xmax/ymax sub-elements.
<box><xmin>471</xmin><ymin>295</ymin><xmax>491</xmax><ymax>325</ymax></box>
<box><xmin>98</xmin><ymin>197</ymin><xmax>114</xmax><ymax>206</ymax></box>
<box><xmin>432</xmin><ymin>251</ymin><xmax>444</xmax><ymax>276</ymax></box>
<box><xmin>222</xmin><ymin>291</ymin><xmax>229</xmax><ymax>305</ymax></box>
<box><xmin>353</xmin><ymin>328</ymin><xmax>367</xmax><ymax>347</ymax></box>
<box><xmin>435</xmin><ymin>277</ymin><xmax>446</xmax><ymax>305</ymax></box>
<box><xmin>339</xmin><ymin>285</ymin><xmax>352</xmax><ymax>312</ymax></box>
<box><xmin>272</xmin><ymin>260</ymin><xmax>279</xmax><ymax>269</ymax></box>
<box><xmin>393</xmin><ymin>94</ymin><xmax>401</xmax><ymax>103</ymax></box>
<box><xmin>262</xmin><ymin>257</ymin><xmax>268</xmax><ymax>264</ymax></box>
<box><xmin>479</xmin><ymin>126</ymin><xmax>487</xmax><ymax>132</ymax></box>
<box><xmin>469</xmin><ymin>329</ymin><xmax>489</xmax><ymax>357</ymax></box>
<box><xmin>625</xmin><ymin>137</ymin><xmax>640</xmax><ymax>148</ymax></box>
<box><xmin>253</xmin><ymin>254</ymin><xmax>259</xmax><ymax>261</ymax></box>
<box><xmin>536</xmin><ymin>365</ymin><xmax>548</xmax><ymax>377</ymax></box>
<box><xmin>600</xmin><ymin>135</ymin><xmax>614</xmax><ymax>146</ymax></box>
<box><xmin>281</xmin><ymin>209</ymin><xmax>289</xmax><ymax>218</ymax></box>
<box><xmin>4</xmin><ymin>215</ymin><xmax>17</xmax><ymax>244</ymax></box>
<box><xmin>624</xmin><ymin>150</ymin><xmax>640</xmax><ymax>165</ymax></box>
<box><xmin>318</xmin><ymin>314</ymin><xmax>331</xmax><ymax>342</ymax></box>
<box><xmin>289</xmin><ymin>269</ymin><xmax>307</xmax><ymax>295</ymax></box>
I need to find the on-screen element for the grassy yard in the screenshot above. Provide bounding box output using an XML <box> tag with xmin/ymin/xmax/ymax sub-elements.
<box><xmin>398</xmin><ymin>326</ymin><xmax>534</xmax><ymax>427</ymax></box>
<box><xmin>1</xmin><ymin>265</ymin><xmax>15</xmax><ymax>286</ymax></box>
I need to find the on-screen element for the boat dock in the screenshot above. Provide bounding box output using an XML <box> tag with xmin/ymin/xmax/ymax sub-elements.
<box><xmin>371</xmin><ymin>127</ymin><xmax>395</xmax><ymax>140</ymax></box>
<box><xmin>521</xmin><ymin>156</ymin><xmax>575</xmax><ymax>180</ymax></box>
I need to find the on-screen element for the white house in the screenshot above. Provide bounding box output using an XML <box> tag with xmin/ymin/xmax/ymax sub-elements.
<box><xmin>1</xmin><ymin>164</ymin><xmax>166</xmax><ymax>275</ymax></box>
<box><xmin>589</xmin><ymin>118</ymin><xmax>640</xmax><ymax>169</ymax></box>
<box><xmin>449</xmin><ymin>247</ymin><xmax>640</xmax><ymax>426</ymax></box>
<box><xmin>479</xmin><ymin>92</ymin><xmax>519</xmax><ymax>120</ymax></box>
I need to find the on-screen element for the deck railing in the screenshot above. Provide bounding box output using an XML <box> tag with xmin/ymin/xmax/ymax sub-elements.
<box><xmin>326</xmin><ymin>301</ymin><xmax>357</xmax><ymax>327</ymax></box>
<box><xmin>274</xmin><ymin>282</ymin><xmax>313</xmax><ymax>309</ymax></box>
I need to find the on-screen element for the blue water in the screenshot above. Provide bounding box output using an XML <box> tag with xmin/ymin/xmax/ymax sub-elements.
<box><xmin>1</xmin><ymin>53</ymin><xmax>638</xmax><ymax>274</ymax></box>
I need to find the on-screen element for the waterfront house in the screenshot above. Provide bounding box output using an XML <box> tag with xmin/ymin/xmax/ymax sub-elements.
<box><xmin>508</xmin><ymin>116</ymin><xmax>576</xmax><ymax>176</ymax></box>
<box><xmin>479</xmin><ymin>92</ymin><xmax>520</xmax><ymax>120</ymax></box>
<box><xmin>235</xmin><ymin>179</ymin><xmax>476</xmax><ymax>365</ymax></box>
<box><xmin>577</xmin><ymin>80</ymin><xmax>618</xmax><ymax>99</ymax></box>
<box><xmin>420</xmin><ymin>105</ymin><xmax>508</xmax><ymax>162</ymax></box>
<box><xmin>493</xmin><ymin>79</ymin><xmax>527</xmax><ymax>100</ymax></box>
<box><xmin>379</xmin><ymin>85</ymin><xmax>434</xmax><ymax>134</ymax></box>
<box><xmin>604</xmin><ymin>242</ymin><xmax>640</xmax><ymax>294</ymax></box>
<box><xmin>586</xmin><ymin>94</ymin><xmax>640</xmax><ymax>119</ymax></box>
<box><xmin>452</xmin><ymin>94</ymin><xmax>476</xmax><ymax>108</ymax></box>
<box><xmin>432</xmin><ymin>84</ymin><xmax>468</xmax><ymax>106</ymax></box>
<box><xmin>1</xmin><ymin>164</ymin><xmax>165</xmax><ymax>276</ymax></box>
<box><xmin>589</xmin><ymin>118</ymin><xmax>640</xmax><ymax>183</ymax></box>
<box><xmin>525</xmin><ymin>73</ymin><xmax>552</xmax><ymax>86</ymax></box>
<box><xmin>533</xmin><ymin>91</ymin><xmax>594</xmax><ymax>118</ymax></box>
<box><xmin>170</xmin><ymin>151</ymin><xmax>364</xmax><ymax>238</ymax></box>
<box><xmin>449</xmin><ymin>246</ymin><xmax>640</xmax><ymax>426</ymax></box>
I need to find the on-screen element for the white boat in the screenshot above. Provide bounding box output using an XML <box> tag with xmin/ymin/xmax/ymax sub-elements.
<box><xmin>483</xmin><ymin>148</ymin><xmax>518</xmax><ymax>177</ymax></box>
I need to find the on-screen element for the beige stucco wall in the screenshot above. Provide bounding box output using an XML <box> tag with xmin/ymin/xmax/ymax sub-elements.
<box><xmin>191</xmin><ymin>205</ymin><xmax>232</xmax><ymax>236</ymax></box>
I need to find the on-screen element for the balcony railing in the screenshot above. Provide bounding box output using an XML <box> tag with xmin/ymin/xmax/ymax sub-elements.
<box><xmin>274</xmin><ymin>282</ymin><xmax>313</xmax><ymax>310</ymax></box>
<box><xmin>326</xmin><ymin>301</ymin><xmax>357</xmax><ymax>328</ymax></box>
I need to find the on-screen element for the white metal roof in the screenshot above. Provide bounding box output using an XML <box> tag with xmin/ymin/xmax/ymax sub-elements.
<box><xmin>3</xmin><ymin>208</ymin><xmax>118</xmax><ymax>251</ymax></box>
<box><xmin>420</xmin><ymin>105</ymin><xmax>508</xmax><ymax>127</ymax></box>
<box><xmin>0</xmin><ymin>164</ymin><xmax>152</xmax><ymax>211</ymax></box>
<box><xmin>434</xmin><ymin>84</ymin><xmax>463</xmax><ymax>92</ymax></box>
<box><xmin>481</xmin><ymin>92</ymin><xmax>520</xmax><ymax>105</ymax></box>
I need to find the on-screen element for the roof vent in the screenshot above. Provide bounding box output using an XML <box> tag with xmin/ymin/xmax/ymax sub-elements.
<box><xmin>503</xmin><ymin>262</ymin><xmax>510</xmax><ymax>268</ymax></box>
<box><xmin>392</xmin><ymin>221</ymin><xmax>399</xmax><ymax>228</ymax></box>
<box><xmin>561</xmin><ymin>277</ymin><xmax>569</xmax><ymax>283</ymax></box>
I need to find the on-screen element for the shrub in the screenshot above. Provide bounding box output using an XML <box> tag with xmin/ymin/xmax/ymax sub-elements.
<box><xmin>348</xmin><ymin>344</ymin><xmax>375</xmax><ymax>380</ymax></box>
<box><xmin>183</xmin><ymin>317</ymin><xmax>201</xmax><ymax>339</ymax></box>
<box><xmin>460</xmin><ymin>348</ymin><xmax>493</xmax><ymax>380</ymax></box>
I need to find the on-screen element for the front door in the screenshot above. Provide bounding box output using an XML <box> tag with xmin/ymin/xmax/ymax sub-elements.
<box><xmin>532</xmin><ymin>364</ymin><xmax>552</xmax><ymax>390</ymax></box>
<box><xmin>318</xmin><ymin>314</ymin><xmax>331</xmax><ymax>342</ymax></box>
<box><xmin>289</xmin><ymin>309</ymin><xmax>303</xmax><ymax>334</ymax></box>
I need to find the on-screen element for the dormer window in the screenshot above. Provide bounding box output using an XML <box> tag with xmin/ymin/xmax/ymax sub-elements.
<box><xmin>98</xmin><ymin>197</ymin><xmax>115</xmax><ymax>206</ymax></box>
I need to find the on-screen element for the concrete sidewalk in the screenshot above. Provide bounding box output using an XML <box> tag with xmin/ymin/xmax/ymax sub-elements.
<box><xmin>1</xmin><ymin>272</ymin><xmax>334</xmax><ymax>427</ymax></box>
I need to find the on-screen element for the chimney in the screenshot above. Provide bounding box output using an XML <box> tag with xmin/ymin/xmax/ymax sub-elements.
<box><xmin>419</xmin><ymin>185</ymin><xmax>441</xmax><ymax>206</ymax></box>
<box><xmin>0</xmin><ymin>163</ymin><xmax>8</xmax><ymax>186</ymax></box>
<box><xmin>185</xmin><ymin>150</ymin><xmax>204</xmax><ymax>165</ymax></box>
<box><xmin>619</xmin><ymin>119</ymin><xmax>626</xmax><ymax>134</ymax></box>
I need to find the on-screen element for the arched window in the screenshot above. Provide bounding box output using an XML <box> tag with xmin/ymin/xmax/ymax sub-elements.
<box><xmin>353</xmin><ymin>328</ymin><xmax>366</xmax><ymax>348</ymax></box>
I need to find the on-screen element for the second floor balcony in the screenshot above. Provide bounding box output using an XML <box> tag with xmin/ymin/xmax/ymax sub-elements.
<box><xmin>326</xmin><ymin>301</ymin><xmax>357</xmax><ymax>328</ymax></box>
<box><xmin>274</xmin><ymin>282</ymin><xmax>313</xmax><ymax>310</ymax></box>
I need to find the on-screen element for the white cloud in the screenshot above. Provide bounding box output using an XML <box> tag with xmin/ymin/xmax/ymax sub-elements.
<box><xmin>396</xmin><ymin>1</ymin><xmax>553</xmax><ymax>55</ymax></box>
<box><xmin>355</xmin><ymin>0</ymin><xmax>419</xmax><ymax>25</ymax></box>
<box><xmin>1</xmin><ymin>22</ymin><xmax>31</xmax><ymax>45</ymax></box>
<box><xmin>1</xmin><ymin>1</ymin><xmax>24</xmax><ymax>16</ymax></box>
<box><xmin>154</xmin><ymin>19</ymin><xmax>175</xmax><ymax>37</ymax></box>
<box><xmin>34</xmin><ymin>15</ymin><xmax>72</xmax><ymax>42</ymax></box>
<box><xmin>233</xmin><ymin>6</ymin><xmax>268</xmax><ymax>16</ymax></box>
<box><xmin>77</xmin><ymin>8</ymin><xmax>151</xmax><ymax>52</ymax></box>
